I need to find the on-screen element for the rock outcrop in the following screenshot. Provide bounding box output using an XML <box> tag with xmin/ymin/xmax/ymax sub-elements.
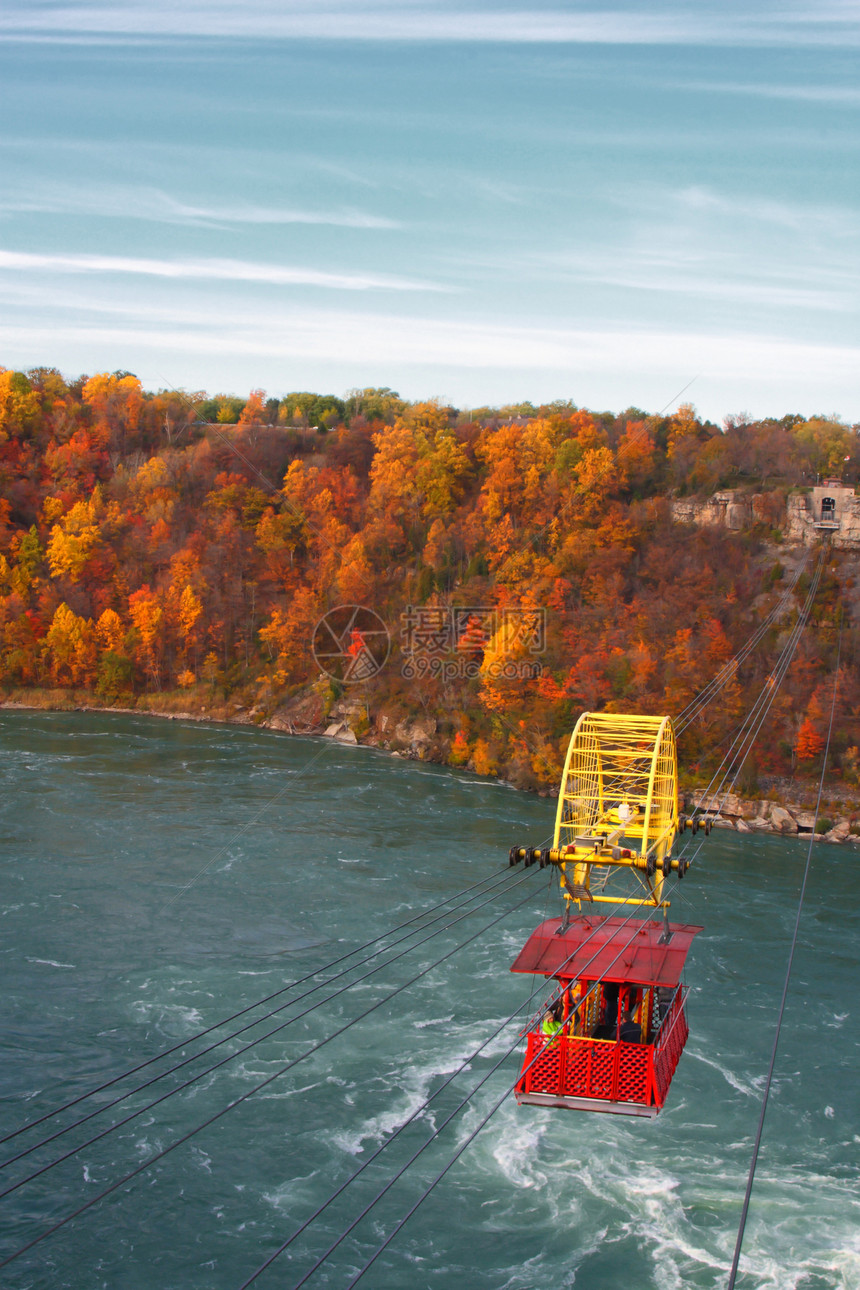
<box><xmin>685</xmin><ymin>790</ymin><xmax>859</xmax><ymax>844</ymax></box>
<box><xmin>672</xmin><ymin>486</ymin><xmax>860</xmax><ymax>550</ymax></box>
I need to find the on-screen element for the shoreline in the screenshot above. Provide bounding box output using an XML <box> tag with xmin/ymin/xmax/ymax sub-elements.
<box><xmin>3</xmin><ymin>693</ymin><xmax>859</xmax><ymax>846</ymax></box>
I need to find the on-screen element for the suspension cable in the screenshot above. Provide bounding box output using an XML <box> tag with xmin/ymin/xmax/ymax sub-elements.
<box><xmin>240</xmin><ymin>886</ymin><xmax>668</xmax><ymax>1286</ymax></box>
<box><xmin>0</xmin><ymin>882</ymin><xmax>545</xmax><ymax>1272</ymax></box>
<box><xmin>727</xmin><ymin>615</ymin><xmax>841</xmax><ymax>1288</ymax></box>
<box><xmin>0</xmin><ymin>867</ymin><xmax>539</xmax><ymax>1204</ymax></box>
<box><xmin>238</xmin><ymin>970</ymin><xmax>546</xmax><ymax>1288</ymax></box>
<box><xmin>296</xmin><ymin>559</ymin><xmax>832</xmax><ymax>1287</ymax></box>
<box><xmin>3</xmin><ymin>547</ymin><xmax>825</xmax><ymax>1277</ymax></box>
<box><xmin>675</xmin><ymin>552</ymin><xmax>811</xmax><ymax>734</ymax></box>
<box><xmin>1</xmin><ymin>863</ymin><xmax>522</xmax><ymax>1150</ymax></box>
<box><xmin>675</xmin><ymin>548</ymin><xmax>825</xmax><ymax>864</ymax></box>
<box><xmin>1</xmin><ymin>865</ymin><xmax>525</xmax><ymax>1174</ymax></box>
<box><xmin>300</xmin><ymin>902</ymin><xmax>662</xmax><ymax>1290</ymax></box>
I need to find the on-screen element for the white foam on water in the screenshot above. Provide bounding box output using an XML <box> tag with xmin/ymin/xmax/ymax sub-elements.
<box><xmin>25</xmin><ymin>957</ymin><xmax>75</xmax><ymax>968</ymax></box>
<box><xmin>326</xmin><ymin>1044</ymin><xmax>485</xmax><ymax>1156</ymax></box>
<box><xmin>489</xmin><ymin>1118</ymin><xmax>549</xmax><ymax>1191</ymax></box>
<box><xmin>686</xmin><ymin>1049</ymin><xmax>760</xmax><ymax>1097</ymax></box>
<box><xmin>263</xmin><ymin>1168</ymin><xmax>319</xmax><ymax>1211</ymax></box>
<box><xmin>190</xmin><ymin>1145</ymin><xmax>213</xmax><ymax>1173</ymax></box>
<box><xmin>130</xmin><ymin>1000</ymin><xmax>205</xmax><ymax>1033</ymax></box>
<box><xmin>257</xmin><ymin>1081</ymin><xmax>322</xmax><ymax>1101</ymax></box>
<box><xmin>413</xmin><ymin>1014</ymin><xmax>455</xmax><ymax>1029</ymax></box>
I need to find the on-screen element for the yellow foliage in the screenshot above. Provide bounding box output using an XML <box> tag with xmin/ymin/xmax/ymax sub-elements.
<box><xmin>336</xmin><ymin>535</ymin><xmax>373</xmax><ymax>602</ymax></box>
<box><xmin>82</xmin><ymin>373</ymin><xmax>143</xmax><ymax>432</ymax></box>
<box><xmin>574</xmin><ymin>446</ymin><xmax>620</xmax><ymax>517</ymax></box>
<box><xmin>47</xmin><ymin>503</ymin><xmax>102</xmax><ymax>581</ymax></box>
<box><xmin>0</xmin><ymin>370</ymin><xmax>40</xmax><ymax>440</ymax></box>
<box><xmin>369</xmin><ymin>411</ymin><xmax>470</xmax><ymax>523</ymax></box>
<box><xmin>96</xmin><ymin>608</ymin><xmax>125</xmax><ymax>653</ymax></box>
<box><xmin>667</xmin><ymin>402</ymin><xmax>699</xmax><ymax>457</ymax></box>
<box><xmin>132</xmin><ymin>456</ymin><xmax>171</xmax><ymax>494</ymax></box>
<box><xmin>471</xmin><ymin>738</ymin><xmax>498</xmax><ymax>777</ymax></box>
<box><xmin>42</xmin><ymin>496</ymin><xmax>65</xmax><ymax>524</ymax></box>
<box><xmin>44</xmin><ymin>602</ymin><xmax>96</xmax><ymax>685</ymax></box>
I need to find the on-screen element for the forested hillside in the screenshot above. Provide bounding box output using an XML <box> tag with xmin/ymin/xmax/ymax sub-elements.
<box><xmin>1</xmin><ymin>366</ymin><xmax>857</xmax><ymax>791</ymax></box>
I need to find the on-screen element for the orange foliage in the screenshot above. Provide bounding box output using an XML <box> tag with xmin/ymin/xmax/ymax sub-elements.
<box><xmin>0</xmin><ymin>370</ymin><xmax>850</xmax><ymax>791</ymax></box>
<box><xmin>795</xmin><ymin>718</ymin><xmax>824</xmax><ymax>761</ymax></box>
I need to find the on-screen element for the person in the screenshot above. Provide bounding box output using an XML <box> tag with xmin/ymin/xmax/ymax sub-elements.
<box><xmin>593</xmin><ymin>982</ymin><xmax>619</xmax><ymax>1039</ymax></box>
<box><xmin>540</xmin><ymin>998</ymin><xmax>564</xmax><ymax>1041</ymax></box>
<box><xmin>619</xmin><ymin>1004</ymin><xmax>641</xmax><ymax>1044</ymax></box>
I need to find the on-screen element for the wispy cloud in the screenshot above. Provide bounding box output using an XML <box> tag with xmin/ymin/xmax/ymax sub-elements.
<box><xmin>670</xmin><ymin>186</ymin><xmax>860</xmax><ymax>238</ymax></box>
<box><xmin>2</xmin><ymin>2</ymin><xmax>858</xmax><ymax>47</ymax></box>
<box><xmin>0</xmin><ymin>186</ymin><xmax>399</xmax><ymax>229</ymax></box>
<box><xmin>675</xmin><ymin>80</ymin><xmax>860</xmax><ymax>105</ymax></box>
<box><xmin>484</xmin><ymin>183</ymin><xmax>860</xmax><ymax>313</ymax></box>
<box><xmin>0</xmin><ymin>249</ymin><xmax>446</xmax><ymax>292</ymax></box>
<box><xmin>1</xmin><ymin>285</ymin><xmax>856</xmax><ymax>384</ymax></box>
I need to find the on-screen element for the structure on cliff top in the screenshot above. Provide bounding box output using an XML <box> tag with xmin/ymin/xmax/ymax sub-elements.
<box><xmin>672</xmin><ymin>482</ymin><xmax>860</xmax><ymax>548</ymax></box>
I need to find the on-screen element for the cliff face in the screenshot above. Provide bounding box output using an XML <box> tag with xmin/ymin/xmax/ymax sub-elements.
<box><xmin>685</xmin><ymin>791</ymin><xmax>860</xmax><ymax>845</ymax></box>
<box><xmin>671</xmin><ymin>488</ymin><xmax>860</xmax><ymax>549</ymax></box>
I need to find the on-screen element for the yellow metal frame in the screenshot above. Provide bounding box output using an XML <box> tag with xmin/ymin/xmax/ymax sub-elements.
<box><xmin>551</xmin><ymin>712</ymin><xmax>680</xmax><ymax>910</ymax></box>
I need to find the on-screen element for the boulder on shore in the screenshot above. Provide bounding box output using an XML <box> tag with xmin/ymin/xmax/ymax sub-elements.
<box><xmin>770</xmin><ymin>806</ymin><xmax>798</xmax><ymax>834</ymax></box>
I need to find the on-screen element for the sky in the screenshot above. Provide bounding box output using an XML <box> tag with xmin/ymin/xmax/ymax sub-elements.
<box><xmin>1</xmin><ymin>0</ymin><xmax>858</xmax><ymax>421</ymax></box>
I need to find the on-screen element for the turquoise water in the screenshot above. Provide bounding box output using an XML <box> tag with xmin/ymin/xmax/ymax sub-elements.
<box><xmin>0</xmin><ymin>711</ymin><xmax>857</xmax><ymax>1289</ymax></box>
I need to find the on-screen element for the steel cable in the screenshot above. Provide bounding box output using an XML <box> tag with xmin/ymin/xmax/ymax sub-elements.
<box><xmin>0</xmin><ymin>867</ymin><xmax>540</xmax><ymax>1203</ymax></box>
<box><xmin>293</xmin><ymin>563</ymin><xmax>831</xmax><ymax>1287</ymax></box>
<box><xmin>675</xmin><ymin>552</ymin><xmax>811</xmax><ymax>734</ymax></box>
<box><xmin>0</xmin><ymin>880</ymin><xmax>546</xmax><ymax>1272</ymax></box>
<box><xmin>1</xmin><ymin>863</ymin><xmax>522</xmax><ymax>1151</ymax></box>
<box><xmin>675</xmin><ymin>548</ymin><xmax>825</xmax><ymax>864</ymax></box>
<box><xmin>3</xmin><ymin>537</ymin><xmax>821</xmax><ymax>1275</ymax></box>
<box><xmin>239</xmin><ymin>881</ymin><xmax>675</xmax><ymax>1286</ymax></box>
<box><xmin>727</xmin><ymin>615</ymin><xmax>842</xmax><ymax>1288</ymax></box>
<box><xmin>287</xmin><ymin>903</ymin><xmax>666</xmax><ymax>1289</ymax></box>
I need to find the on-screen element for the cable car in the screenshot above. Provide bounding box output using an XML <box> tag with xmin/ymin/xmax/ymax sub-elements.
<box><xmin>508</xmin><ymin>713</ymin><xmax>703</xmax><ymax>1118</ymax></box>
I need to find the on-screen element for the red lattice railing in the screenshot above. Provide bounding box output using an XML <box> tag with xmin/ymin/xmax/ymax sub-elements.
<box><xmin>516</xmin><ymin>988</ymin><xmax>688</xmax><ymax>1111</ymax></box>
<box><xmin>651</xmin><ymin>987</ymin><xmax>689</xmax><ymax>1103</ymax></box>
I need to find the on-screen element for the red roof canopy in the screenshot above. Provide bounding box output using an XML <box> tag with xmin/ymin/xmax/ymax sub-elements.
<box><xmin>510</xmin><ymin>915</ymin><xmax>702</xmax><ymax>988</ymax></box>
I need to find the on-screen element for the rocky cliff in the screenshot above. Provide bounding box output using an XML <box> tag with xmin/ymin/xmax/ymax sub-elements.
<box><xmin>671</xmin><ymin>488</ymin><xmax>860</xmax><ymax>549</ymax></box>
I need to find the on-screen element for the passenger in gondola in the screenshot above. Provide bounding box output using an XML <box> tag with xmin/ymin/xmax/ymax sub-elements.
<box><xmin>619</xmin><ymin>1004</ymin><xmax>641</xmax><ymax>1043</ymax></box>
<box><xmin>593</xmin><ymin>982</ymin><xmax>620</xmax><ymax>1039</ymax></box>
<box><xmin>540</xmin><ymin>998</ymin><xmax>564</xmax><ymax>1042</ymax></box>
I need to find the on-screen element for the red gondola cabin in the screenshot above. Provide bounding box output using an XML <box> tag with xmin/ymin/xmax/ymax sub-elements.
<box><xmin>511</xmin><ymin>914</ymin><xmax>702</xmax><ymax>1117</ymax></box>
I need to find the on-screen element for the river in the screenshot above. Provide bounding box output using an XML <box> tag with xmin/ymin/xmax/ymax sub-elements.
<box><xmin>1</xmin><ymin>711</ymin><xmax>857</xmax><ymax>1289</ymax></box>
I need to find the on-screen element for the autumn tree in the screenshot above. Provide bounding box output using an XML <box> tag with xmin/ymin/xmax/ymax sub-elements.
<box><xmin>795</xmin><ymin>718</ymin><xmax>824</xmax><ymax>761</ymax></box>
<box><xmin>44</xmin><ymin>603</ymin><xmax>96</xmax><ymax>686</ymax></box>
<box><xmin>0</xmin><ymin>370</ymin><xmax>41</xmax><ymax>441</ymax></box>
<box><xmin>82</xmin><ymin>372</ymin><xmax>143</xmax><ymax>454</ymax></box>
